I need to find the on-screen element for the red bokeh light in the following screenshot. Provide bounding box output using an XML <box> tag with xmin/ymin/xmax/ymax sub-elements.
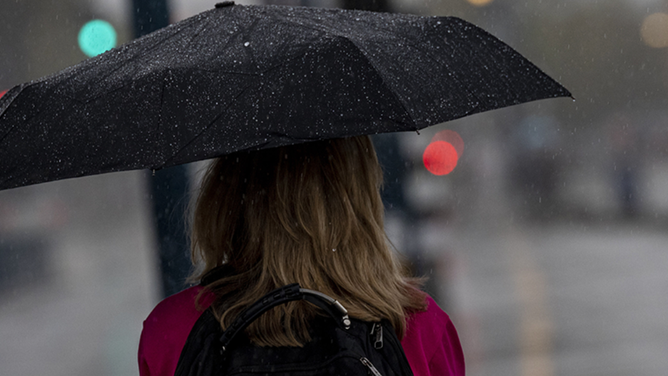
<box><xmin>423</xmin><ymin>140</ymin><xmax>458</xmax><ymax>176</ymax></box>
<box><xmin>0</xmin><ymin>90</ymin><xmax>7</xmax><ymax>99</ymax></box>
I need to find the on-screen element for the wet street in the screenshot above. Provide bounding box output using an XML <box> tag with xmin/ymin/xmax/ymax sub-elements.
<box><xmin>1</xmin><ymin>173</ymin><xmax>668</xmax><ymax>375</ymax></box>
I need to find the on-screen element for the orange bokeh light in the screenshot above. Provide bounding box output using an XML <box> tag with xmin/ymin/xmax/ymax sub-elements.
<box><xmin>423</xmin><ymin>140</ymin><xmax>458</xmax><ymax>176</ymax></box>
<box><xmin>467</xmin><ymin>0</ymin><xmax>494</xmax><ymax>7</ymax></box>
<box><xmin>641</xmin><ymin>13</ymin><xmax>668</xmax><ymax>48</ymax></box>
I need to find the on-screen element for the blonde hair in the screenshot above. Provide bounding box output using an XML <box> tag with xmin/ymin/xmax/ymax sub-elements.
<box><xmin>190</xmin><ymin>136</ymin><xmax>426</xmax><ymax>347</ymax></box>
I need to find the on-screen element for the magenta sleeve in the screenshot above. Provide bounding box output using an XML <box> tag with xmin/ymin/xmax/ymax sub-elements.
<box><xmin>401</xmin><ymin>296</ymin><xmax>465</xmax><ymax>376</ymax></box>
<box><xmin>138</xmin><ymin>286</ymin><xmax>215</xmax><ymax>376</ymax></box>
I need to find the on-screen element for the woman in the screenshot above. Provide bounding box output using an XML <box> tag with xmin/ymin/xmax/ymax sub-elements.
<box><xmin>138</xmin><ymin>136</ymin><xmax>465</xmax><ymax>376</ymax></box>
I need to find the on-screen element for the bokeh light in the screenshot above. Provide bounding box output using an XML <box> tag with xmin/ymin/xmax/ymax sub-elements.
<box><xmin>423</xmin><ymin>140</ymin><xmax>458</xmax><ymax>176</ymax></box>
<box><xmin>0</xmin><ymin>90</ymin><xmax>7</xmax><ymax>99</ymax></box>
<box><xmin>641</xmin><ymin>13</ymin><xmax>668</xmax><ymax>48</ymax></box>
<box><xmin>78</xmin><ymin>19</ymin><xmax>117</xmax><ymax>57</ymax></box>
<box><xmin>466</xmin><ymin>0</ymin><xmax>494</xmax><ymax>7</ymax></box>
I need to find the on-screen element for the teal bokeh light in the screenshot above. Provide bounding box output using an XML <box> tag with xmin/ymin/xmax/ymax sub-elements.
<box><xmin>78</xmin><ymin>20</ymin><xmax>117</xmax><ymax>57</ymax></box>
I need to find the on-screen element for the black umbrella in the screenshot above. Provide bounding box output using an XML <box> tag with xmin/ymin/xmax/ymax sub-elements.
<box><xmin>0</xmin><ymin>2</ymin><xmax>570</xmax><ymax>191</ymax></box>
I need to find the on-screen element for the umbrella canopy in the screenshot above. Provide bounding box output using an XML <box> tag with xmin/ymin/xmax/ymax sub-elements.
<box><xmin>0</xmin><ymin>2</ymin><xmax>570</xmax><ymax>190</ymax></box>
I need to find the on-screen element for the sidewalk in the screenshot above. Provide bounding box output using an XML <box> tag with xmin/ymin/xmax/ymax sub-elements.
<box><xmin>446</xmin><ymin>221</ymin><xmax>668</xmax><ymax>376</ymax></box>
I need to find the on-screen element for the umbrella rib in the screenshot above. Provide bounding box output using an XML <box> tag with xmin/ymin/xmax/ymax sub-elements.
<box><xmin>0</xmin><ymin>85</ymin><xmax>47</xmax><ymax>145</ymax></box>
<box><xmin>271</xmin><ymin>10</ymin><xmax>434</xmax><ymax>129</ymax></box>
<box><xmin>258</xmin><ymin>14</ymin><xmax>419</xmax><ymax>129</ymax></box>
<box><xmin>240</xmin><ymin>18</ymin><xmax>262</xmax><ymax>69</ymax></box>
<box><xmin>0</xmin><ymin>120</ymin><xmax>18</xmax><ymax>146</ymax></box>
<box><xmin>160</xmin><ymin>80</ymin><xmax>262</xmax><ymax>167</ymax></box>
<box><xmin>0</xmin><ymin>105</ymin><xmax>18</xmax><ymax>145</ymax></box>
<box><xmin>159</xmin><ymin>37</ymin><xmax>311</xmax><ymax>168</ymax></box>
<box><xmin>70</xmin><ymin>17</ymin><xmax>214</xmax><ymax>104</ymax></box>
<box><xmin>269</xmin><ymin>12</ymin><xmax>422</xmax><ymax>129</ymax></box>
<box><xmin>157</xmin><ymin>69</ymin><xmax>170</xmax><ymax>160</ymax></box>
<box><xmin>268</xmin><ymin>7</ymin><xmax>385</xmax><ymax>39</ymax></box>
<box><xmin>342</xmin><ymin>38</ymin><xmax>418</xmax><ymax>130</ymax></box>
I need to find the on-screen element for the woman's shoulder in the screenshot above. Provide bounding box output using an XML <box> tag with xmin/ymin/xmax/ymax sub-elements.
<box><xmin>404</xmin><ymin>295</ymin><xmax>459</xmax><ymax>345</ymax></box>
<box><xmin>408</xmin><ymin>295</ymin><xmax>453</xmax><ymax>326</ymax></box>
<box><xmin>402</xmin><ymin>295</ymin><xmax>465</xmax><ymax>376</ymax></box>
<box><xmin>138</xmin><ymin>286</ymin><xmax>215</xmax><ymax>376</ymax></box>
<box><xmin>144</xmin><ymin>286</ymin><xmax>214</xmax><ymax>326</ymax></box>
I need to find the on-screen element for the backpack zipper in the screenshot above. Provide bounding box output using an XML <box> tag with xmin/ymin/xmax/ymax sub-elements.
<box><xmin>370</xmin><ymin>322</ymin><xmax>383</xmax><ymax>349</ymax></box>
<box><xmin>374</xmin><ymin>322</ymin><xmax>414</xmax><ymax>376</ymax></box>
<box><xmin>360</xmin><ymin>357</ymin><xmax>383</xmax><ymax>376</ymax></box>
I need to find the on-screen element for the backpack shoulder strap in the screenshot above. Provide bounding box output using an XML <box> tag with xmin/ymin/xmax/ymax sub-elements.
<box><xmin>219</xmin><ymin>284</ymin><xmax>351</xmax><ymax>351</ymax></box>
<box><xmin>175</xmin><ymin>283</ymin><xmax>353</xmax><ymax>375</ymax></box>
<box><xmin>174</xmin><ymin>307</ymin><xmax>221</xmax><ymax>376</ymax></box>
<box><xmin>174</xmin><ymin>284</ymin><xmax>415</xmax><ymax>376</ymax></box>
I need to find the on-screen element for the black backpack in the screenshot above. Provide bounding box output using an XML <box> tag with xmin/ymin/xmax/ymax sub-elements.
<box><xmin>174</xmin><ymin>283</ymin><xmax>414</xmax><ymax>376</ymax></box>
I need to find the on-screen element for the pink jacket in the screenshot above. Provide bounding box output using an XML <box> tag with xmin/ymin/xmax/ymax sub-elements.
<box><xmin>138</xmin><ymin>286</ymin><xmax>465</xmax><ymax>376</ymax></box>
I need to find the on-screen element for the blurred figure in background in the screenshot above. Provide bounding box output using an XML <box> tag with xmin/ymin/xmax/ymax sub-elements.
<box><xmin>608</xmin><ymin>113</ymin><xmax>640</xmax><ymax>219</ymax></box>
<box><xmin>511</xmin><ymin>115</ymin><xmax>563</xmax><ymax>220</ymax></box>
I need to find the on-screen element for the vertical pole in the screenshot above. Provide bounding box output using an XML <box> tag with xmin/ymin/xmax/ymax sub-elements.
<box><xmin>132</xmin><ymin>0</ymin><xmax>170</xmax><ymax>36</ymax></box>
<box><xmin>132</xmin><ymin>0</ymin><xmax>191</xmax><ymax>298</ymax></box>
<box><xmin>341</xmin><ymin>0</ymin><xmax>439</xmax><ymax>297</ymax></box>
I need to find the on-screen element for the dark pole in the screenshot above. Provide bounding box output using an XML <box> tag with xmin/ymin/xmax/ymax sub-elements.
<box><xmin>132</xmin><ymin>0</ymin><xmax>192</xmax><ymax>298</ymax></box>
<box><xmin>341</xmin><ymin>0</ymin><xmax>405</xmax><ymax>222</ymax></box>
<box><xmin>340</xmin><ymin>0</ymin><xmax>435</xmax><ymax>292</ymax></box>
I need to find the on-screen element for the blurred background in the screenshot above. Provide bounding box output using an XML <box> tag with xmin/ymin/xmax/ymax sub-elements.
<box><xmin>1</xmin><ymin>0</ymin><xmax>668</xmax><ymax>375</ymax></box>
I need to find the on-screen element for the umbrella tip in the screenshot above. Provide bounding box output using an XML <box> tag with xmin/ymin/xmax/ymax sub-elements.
<box><xmin>215</xmin><ymin>1</ymin><xmax>235</xmax><ymax>8</ymax></box>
